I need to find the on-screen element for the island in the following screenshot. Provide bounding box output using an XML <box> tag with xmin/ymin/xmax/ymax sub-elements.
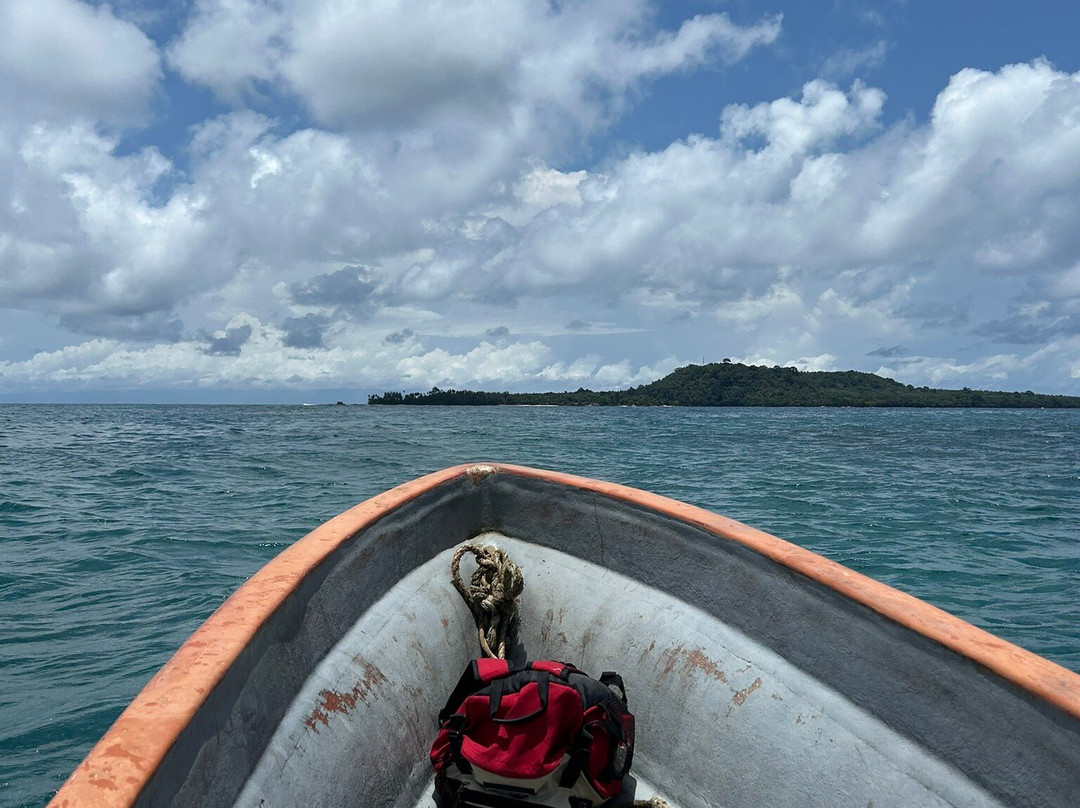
<box><xmin>367</xmin><ymin>362</ymin><xmax>1080</xmax><ymax>407</ymax></box>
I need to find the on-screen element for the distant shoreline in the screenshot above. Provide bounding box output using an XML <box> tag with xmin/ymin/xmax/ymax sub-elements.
<box><xmin>367</xmin><ymin>362</ymin><xmax>1080</xmax><ymax>408</ymax></box>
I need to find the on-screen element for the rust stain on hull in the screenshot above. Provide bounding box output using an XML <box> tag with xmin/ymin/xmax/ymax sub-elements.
<box><xmin>657</xmin><ymin>644</ymin><xmax>729</xmax><ymax>683</ymax></box>
<box><xmin>732</xmin><ymin>677</ymin><xmax>763</xmax><ymax>706</ymax></box>
<box><xmin>540</xmin><ymin>609</ymin><xmax>554</xmax><ymax>644</ymax></box>
<box><xmin>684</xmin><ymin>649</ymin><xmax>728</xmax><ymax>682</ymax></box>
<box><xmin>304</xmin><ymin>661</ymin><xmax>389</xmax><ymax>732</ymax></box>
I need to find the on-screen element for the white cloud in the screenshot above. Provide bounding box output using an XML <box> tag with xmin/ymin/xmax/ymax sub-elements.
<box><xmin>737</xmin><ymin>353</ymin><xmax>839</xmax><ymax>373</ymax></box>
<box><xmin>876</xmin><ymin>343</ymin><xmax>1065</xmax><ymax>387</ymax></box>
<box><xmin>171</xmin><ymin>0</ymin><xmax>780</xmax><ymax>135</ymax></box>
<box><xmin>820</xmin><ymin>40</ymin><xmax>888</xmax><ymax>81</ymax></box>
<box><xmin>396</xmin><ymin>340</ymin><xmax>551</xmax><ymax>387</ymax></box>
<box><xmin>716</xmin><ymin>284</ymin><xmax>804</xmax><ymax>326</ymax></box>
<box><xmin>720</xmin><ymin>78</ymin><xmax>886</xmax><ymax>156</ymax></box>
<box><xmin>166</xmin><ymin>0</ymin><xmax>284</xmax><ymax>105</ymax></box>
<box><xmin>0</xmin><ymin>322</ymin><xmax>674</xmax><ymax>392</ymax></box>
<box><xmin>2</xmin><ymin>0</ymin><xmax>783</xmax><ymax>358</ymax></box>
<box><xmin>2</xmin><ymin>123</ymin><xmax>208</xmax><ymax>337</ymax></box>
<box><xmin>859</xmin><ymin>61</ymin><xmax>1080</xmax><ymax>267</ymax></box>
<box><xmin>539</xmin><ymin>355</ymin><xmax>601</xmax><ymax>382</ymax></box>
<box><xmin>508</xmin><ymin>167</ymin><xmax>587</xmax><ymax>220</ymax></box>
<box><xmin>592</xmin><ymin>356</ymin><xmax>682</xmax><ymax>388</ymax></box>
<box><xmin>429</xmin><ymin>79</ymin><xmax>889</xmax><ymax>302</ymax></box>
<box><xmin>162</xmin><ymin>3</ymin><xmax>782</xmax><ymax>290</ymax></box>
<box><xmin>0</xmin><ymin>0</ymin><xmax>161</xmax><ymax>123</ymax></box>
<box><xmin>399</xmin><ymin>63</ymin><xmax>1080</xmax><ymax>368</ymax></box>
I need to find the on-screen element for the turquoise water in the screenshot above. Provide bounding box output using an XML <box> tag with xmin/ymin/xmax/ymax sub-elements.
<box><xmin>2</xmin><ymin>404</ymin><xmax>1078</xmax><ymax>807</ymax></box>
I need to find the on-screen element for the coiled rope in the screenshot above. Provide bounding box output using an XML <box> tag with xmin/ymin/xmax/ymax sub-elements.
<box><xmin>449</xmin><ymin>543</ymin><xmax>668</xmax><ymax>808</ymax></box>
<box><xmin>451</xmin><ymin>543</ymin><xmax>524</xmax><ymax>659</ymax></box>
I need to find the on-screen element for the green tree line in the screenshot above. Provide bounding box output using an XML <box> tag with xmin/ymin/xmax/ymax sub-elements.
<box><xmin>368</xmin><ymin>363</ymin><xmax>1080</xmax><ymax>408</ymax></box>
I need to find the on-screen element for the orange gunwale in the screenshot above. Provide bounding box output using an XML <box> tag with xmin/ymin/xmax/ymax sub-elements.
<box><xmin>49</xmin><ymin>462</ymin><xmax>1080</xmax><ymax>808</ymax></box>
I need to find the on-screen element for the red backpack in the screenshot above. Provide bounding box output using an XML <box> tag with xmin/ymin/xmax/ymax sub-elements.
<box><xmin>431</xmin><ymin>659</ymin><xmax>636</xmax><ymax>807</ymax></box>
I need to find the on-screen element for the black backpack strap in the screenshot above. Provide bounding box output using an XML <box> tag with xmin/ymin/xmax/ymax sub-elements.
<box><xmin>558</xmin><ymin>723</ymin><xmax>594</xmax><ymax>789</ymax></box>
<box><xmin>599</xmin><ymin>671</ymin><xmax>627</xmax><ymax>705</ymax></box>
<box><xmin>439</xmin><ymin>661</ymin><xmax>487</xmax><ymax>723</ymax></box>
<box><xmin>489</xmin><ymin>672</ymin><xmax>550</xmax><ymax>723</ymax></box>
<box><xmin>444</xmin><ymin>713</ymin><xmax>472</xmax><ymax>776</ymax></box>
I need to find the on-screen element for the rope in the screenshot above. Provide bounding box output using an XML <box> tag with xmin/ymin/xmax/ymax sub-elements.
<box><xmin>451</xmin><ymin>543</ymin><xmax>524</xmax><ymax>659</ymax></box>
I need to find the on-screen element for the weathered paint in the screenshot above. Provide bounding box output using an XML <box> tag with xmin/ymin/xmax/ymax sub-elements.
<box><xmin>303</xmin><ymin>661</ymin><xmax>388</xmax><ymax>731</ymax></box>
<box><xmin>49</xmin><ymin>463</ymin><xmax>1080</xmax><ymax>808</ymax></box>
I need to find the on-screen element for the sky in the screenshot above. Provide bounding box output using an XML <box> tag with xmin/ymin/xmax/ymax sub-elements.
<box><xmin>2</xmin><ymin>0</ymin><xmax>1080</xmax><ymax>402</ymax></box>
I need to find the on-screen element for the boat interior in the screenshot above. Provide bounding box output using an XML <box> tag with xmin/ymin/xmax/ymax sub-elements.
<box><xmin>58</xmin><ymin>466</ymin><xmax>1080</xmax><ymax>808</ymax></box>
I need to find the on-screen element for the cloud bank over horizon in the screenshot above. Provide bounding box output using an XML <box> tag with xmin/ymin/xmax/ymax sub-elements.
<box><xmin>2</xmin><ymin>0</ymin><xmax>1079</xmax><ymax>399</ymax></box>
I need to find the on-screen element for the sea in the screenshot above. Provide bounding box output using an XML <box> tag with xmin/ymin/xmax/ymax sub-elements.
<box><xmin>2</xmin><ymin>404</ymin><xmax>1079</xmax><ymax>807</ymax></box>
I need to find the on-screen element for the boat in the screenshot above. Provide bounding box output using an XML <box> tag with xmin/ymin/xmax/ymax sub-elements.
<box><xmin>50</xmin><ymin>463</ymin><xmax>1080</xmax><ymax>807</ymax></box>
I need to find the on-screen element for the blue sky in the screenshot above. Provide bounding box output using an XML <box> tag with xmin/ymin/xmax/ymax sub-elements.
<box><xmin>2</xmin><ymin>0</ymin><xmax>1080</xmax><ymax>401</ymax></box>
